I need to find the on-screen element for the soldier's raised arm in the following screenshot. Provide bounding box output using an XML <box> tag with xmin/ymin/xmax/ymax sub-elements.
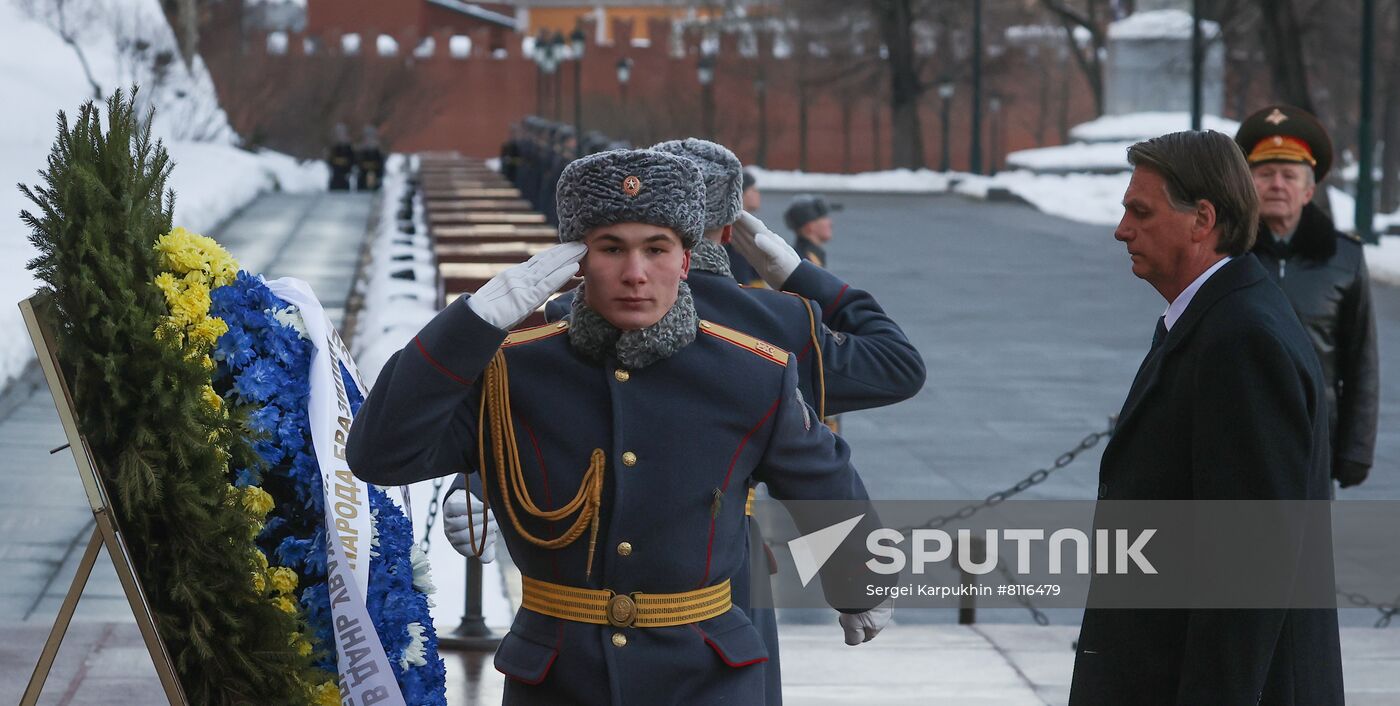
<box><xmin>732</xmin><ymin>211</ymin><xmax>926</xmax><ymax>413</ymax></box>
<box><xmin>347</xmin><ymin>243</ymin><xmax>585</xmax><ymax>486</ymax></box>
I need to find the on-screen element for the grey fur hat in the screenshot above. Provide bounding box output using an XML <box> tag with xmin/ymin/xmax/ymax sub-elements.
<box><xmin>556</xmin><ymin>148</ymin><xmax>706</xmax><ymax>248</ymax></box>
<box><xmin>653</xmin><ymin>138</ymin><xmax>744</xmax><ymax>232</ymax></box>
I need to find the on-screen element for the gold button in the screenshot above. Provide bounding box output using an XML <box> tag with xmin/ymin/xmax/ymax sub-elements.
<box><xmin>614</xmin><ymin>369</ymin><xmax>630</xmax><ymax>382</ymax></box>
<box><xmin>617</xmin><ymin>541</ymin><xmax>632</xmax><ymax>556</ymax></box>
<box><xmin>699</xmin><ymin>321</ymin><xmax>712</xmax><ymax>329</ymax></box>
<box><xmin>555</xmin><ymin>321</ymin><xmax>567</xmax><ymax>328</ymax></box>
<box><xmin>622</xmin><ymin>451</ymin><xmax>637</xmax><ymax>467</ymax></box>
<box><xmin>612</xmin><ymin>632</ymin><xmax>627</xmax><ymax>647</ymax></box>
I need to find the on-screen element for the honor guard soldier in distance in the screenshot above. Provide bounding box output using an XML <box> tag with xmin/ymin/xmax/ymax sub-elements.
<box><xmin>348</xmin><ymin>149</ymin><xmax>894</xmax><ymax>705</ymax></box>
<box><xmin>542</xmin><ymin>137</ymin><xmax>925</xmax><ymax>704</ymax></box>
<box><xmin>784</xmin><ymin>194</ymin><xmax>840</xmax><ymax>268</ymax></box>
<box><xmin>1235</xmin><ymin>105</ymin><xmax>1379</xmax><ymax>489</ymax></box>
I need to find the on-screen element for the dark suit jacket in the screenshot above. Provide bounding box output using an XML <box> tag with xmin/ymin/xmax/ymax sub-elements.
<box><xmin>1069</xmin><ymin>255</ymin><xmax>1343</xmax><ymax>705</ymax></box>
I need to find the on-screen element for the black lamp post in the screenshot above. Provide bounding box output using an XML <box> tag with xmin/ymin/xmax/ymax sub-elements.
<box><xmin>570</xmin><ymin>26</ymin><xmax>586</xmax><ymax>138</ymax></box>
<box><xmin>616</xmin><ymin>57</ymin><xmax>632</xmax><ymax>105</ymax></box>
<box><xmin>551</xmin><ymin>33</ymin><xmax>565</xmax><ymax>121</ymax></box>
<box><xmin>938</xmin><ymin>79</ymin><xmax>954</xmax><ymax>172</ymax></box>
<box><xmin>970</xmin><ymin>0</ymin><xmax>984</xmax><ymax>174</ymax></box>
<box><xmin>698</xmin><ymin>53</ymin><xmax>716</xmax><ymax>139</ymax></box>
<box><xmin>755</xmin><ymin>75</ymin><xmax>768</xmax><ymax>167</ymax></box>
<box><xmin>988</xmin><ymin>96</ymin><xmax>1002</xmax><ymax>175</ymax></box>
<box><xmin>533</xmin><ymin>30</ymin><xmax>550</xmax><ymax>117</ymax></box>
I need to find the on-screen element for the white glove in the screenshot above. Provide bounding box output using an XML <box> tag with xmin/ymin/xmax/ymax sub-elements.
<box><xmin>730</xmin><ymin>212</ymin><xmax>802</xmax><ymax>289</ymax></box>
<box><xmin>838</xmin><ymin>597</ymin><xmax>893</xmax><ymax>645</ymax></box>
<box><xmin>467</xmin><ymin>242</ymin><xmax>586</xmax><ymax>330</ymax></box>
<box><xmin>443</xmin><ymin>489</ymin><xmax>499</xmax><ymax>563</ymax></box>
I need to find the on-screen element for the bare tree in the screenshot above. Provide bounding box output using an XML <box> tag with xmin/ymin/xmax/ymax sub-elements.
<box><xmin>1039</xmin><ymin>0</ymin><xmax>1109</xmax><ymax>117</ymax></box>
<box><xmin>19</xmin><ymin>0</ymin><xmax>105</xmax><ymax>100</ymax></box>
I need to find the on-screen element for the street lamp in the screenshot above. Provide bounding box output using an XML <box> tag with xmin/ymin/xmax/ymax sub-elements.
<box><xmin>616</xmin><ymin>57</ymin><xmax>632</xmax><ymax>105</ymax></box>
<box><xmin>550</xmin><ymin>33</ymin><xmax>565</xmax><ymax>121</ymax></box>
<box><xmin>533</xmin><ymin>29</ymin><xmax>550</xmax><ymax>117</ymax></box>
<box><xmin>697</xmin><ymin>53</ymin><xmax>716</xmax><ymax>139</ymax></box>
<box><xmin>970</xmin><ymin>0</ymin><xmax>984</xmax><ymax>174</ymax></box>
<box><xmin>988</xmin><ymin>96</ymin><xmax>1002</xmax><ymax>175</ymax></box>
<box><xmin>755</xmin><ymin>74</ymin><xmax>768</xmax><ymax>167</ymax></box>
<box><xmin>570</xmin><ymin>26</ymin><xmax>586</xmax><ymax>138</ymax></box>
<box><xmin>938</xmin><ymin>79</ymin><xmax>954</xmax><ymax>172</ymax></box>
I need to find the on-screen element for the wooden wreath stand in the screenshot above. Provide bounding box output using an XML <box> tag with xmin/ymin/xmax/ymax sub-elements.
<box><xmin>18</xmin><ymin>295</ymin><xmax>188</xmax><ymax>705</ymax></box>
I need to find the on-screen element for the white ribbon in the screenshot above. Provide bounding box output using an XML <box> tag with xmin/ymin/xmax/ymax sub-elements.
<box><xmin>266</xmin><ymin>278</ymin><xmax>405</xmax><ymax>706</ymax></box>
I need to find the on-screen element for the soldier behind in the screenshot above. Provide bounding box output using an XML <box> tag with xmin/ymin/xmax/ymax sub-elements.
<box><xmin>355</xmin><ymin>125</ymin><xmax>385</xmax><ymax>192</ymax></box>
<box><xmin>1235</xmin><ymin>106</ymin><xmax>1379</xmax><ymax>488</ymax></box>
<box><xmin>348</xmin><ymin>149</ymin><xmax>893</xmax><ymax>704</ymax></box>
<box><xmin>784</xmin><ymin>194</ymin><xmax>841</xmax><ymax>268</ymax></box>
<box><xmin>727</xmin><ymin>168</ymin><xmax>765</xmax><ymax>287</ymax></box>
<box><xmin>326</xmin><ymin>122</ymin><xmax>355</xmax><ymax>191</ymax></box>
<box><xmin>539</xmin><ymin>138</ymin><xmax>926</xmax><ymax>705</ymax></box>
<box><xmin>499</xmin><ymin>122</ymin><xmax>523</xmax><ymax>184</ymax></box>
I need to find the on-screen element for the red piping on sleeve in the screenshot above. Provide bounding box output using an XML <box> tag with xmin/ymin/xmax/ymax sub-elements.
<box><xmin>413</xmin><ymin>336</ymin><xmax>473</xmax><ymax>386</ymax></box>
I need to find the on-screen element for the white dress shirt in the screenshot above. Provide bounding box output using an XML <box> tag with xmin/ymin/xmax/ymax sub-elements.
<box><xmin>1163</xmin><ymin>256</ymin><xmax>1232</xmax><ymax>331</ymax></box>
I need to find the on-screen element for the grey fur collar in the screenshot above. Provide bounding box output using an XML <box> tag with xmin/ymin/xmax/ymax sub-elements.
<box><xmin>567</xmin><ymin>281</ymin><xmax>698</xmax><ymax>369</ymax></box>
<box><xmin>690</xmin><ymin>238</ymin><xmax>733</xmax><ymax>278</ymax></box>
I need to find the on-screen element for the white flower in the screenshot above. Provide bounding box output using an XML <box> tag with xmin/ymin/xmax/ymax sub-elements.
<box><xmin>272</xmin><ymin>305</ymin><xmax>310</xmax><ymax>340</ymax></box>
<box><xmin>411</xmin><ymin>544</ymin><xmax>437</xmax><ymax>603</ymax></box>
<box><xmin>399</xmin><ymin>622</ymin><xmax>428</xmax><ymax>670</ymax></box>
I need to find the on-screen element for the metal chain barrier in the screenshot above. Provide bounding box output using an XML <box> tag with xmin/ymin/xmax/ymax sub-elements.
<box><xmin>994</xmin><ymin>557</ymin><xmax>1051</xmax><ymax>626</ymax></box>
<box><xmin>419</xmin><ymin>476</ymin><xmax>444</xmax><ymax>553</ymax></box>
<box><xmin>1338</xmin><ymin>589</ymin><xmax>1400</xmax><ymax>628</ymax></box>
<box><xmin>898</xmin><ymin>417</ymin><xmax>1116</xmax><ymax>536</ymax></box>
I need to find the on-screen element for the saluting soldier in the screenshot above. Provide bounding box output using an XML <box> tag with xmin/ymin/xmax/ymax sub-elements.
<box><xmin>727</xmin><ymin>169</ymin><xmax>766</xmax><ymax>287</ymax></box>
<box><xmin>784</xmin><ymin>194</ymin><xmax>840</xmax><ymax>268</ymax></box>
<box><xmin>348</xmin><ymin>149</ymin><xmax>894</xmax><ymax>705</ymax></box>
<box><xmin>539</xmin><ymin>138</ymin><xmax>926</xmax><ymax>704</ymax></box>
<box><xmin>1235</xmin><ymin>106</ymin><xmax>1379</xmax><ymax>489</ymax></box>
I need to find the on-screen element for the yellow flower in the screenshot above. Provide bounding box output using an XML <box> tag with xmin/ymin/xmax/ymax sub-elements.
<box><xmin>155</xmin><ymin>227</ymin><xmax>240</xmax><ymax>283</ymax></box>
<box><xmin>312</xmin><ymin>680</ymin><xmax>340</xmax><ymax>706</ymax></box>
<box><xmin>274</xmin><ymin>594</ymin><xmax>298</xmax><ymax>614</ymax></box>
<box><xmin>252</xmin><ymin>571</ymin><xmax>266</xmax><ymax>593</ymax></box>
<box><xmin>242</xmin><ymin>486</ymin><xmax>275</xmax><ymax>518</ymax></box>
<box><xmin>201</xmin><ymin>385</ymin><xmax>223</xmax><ymax>413</ymax></box>
<box><xmin>251</xmin><ymin>548</ymin><xmax>269</xmax><ymax>572</ymax></box>
<box><xmin>270</xmin><ymin>566</ymin><xmax>299</xmax><ymax>595</ymax></box>
<box><xmin>292</xmin><ymin>634</ymin><xmax>313</xmax><ymax>657</ymax></box>
<box><xmin>190</xmin><ymin>317</ymin><xmax>228</xmax><ymax>349</ymax></box>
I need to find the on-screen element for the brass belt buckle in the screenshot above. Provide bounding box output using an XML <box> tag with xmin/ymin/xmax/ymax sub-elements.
<box><xmin>606</xmin><ymin>591</ymin><xmax>639</xmax><ymax>628</ymax></box>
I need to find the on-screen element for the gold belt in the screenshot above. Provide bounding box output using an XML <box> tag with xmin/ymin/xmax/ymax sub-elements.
<box><xmin>521</xmin><ymin>576</ymin><xmax>731</xmax><ymax>628</ymax></box>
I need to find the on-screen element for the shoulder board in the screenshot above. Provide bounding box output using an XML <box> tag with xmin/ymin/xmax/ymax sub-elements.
<box><xmin>504</xmin><ymin>320</ymin><xmax>569</xmax><ymax>347</ymax></box>
<box><xmin>698</xmin><ymin>320</ymin><xmax>789</xmax><ymax>366</ymax></box>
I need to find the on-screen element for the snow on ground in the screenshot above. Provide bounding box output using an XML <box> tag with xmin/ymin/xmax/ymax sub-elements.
<box><xmin>0</xmin><ymin>0</ymin><xmax>323</xmax><ymax>391</ymax></box>
<box><xmin>349</xmin><ymin>158</ymin><xmax>514</xmax><ymax>632</ymax></box>
<box><xmin>749</xmin><ymin>166</ymin><xmax>953</xmax><ymax>193</ymax></box>
<box><xmin>1006</xmin><ymin>141</ymin><xmax>1134</xmax><ymax>173</ymax></box>
<box><xmin>1069</xmin><ymin>112</ymin><xmax>1242</xmax><ymax>144</ymax></box>
<box><xmin>957</xmin><ymin>170</ymin><xmax>1132</xmax><ymax>226</ymax></box>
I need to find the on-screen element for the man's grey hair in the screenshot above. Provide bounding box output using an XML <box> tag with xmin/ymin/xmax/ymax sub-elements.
<box><xmin>1127</xmin><ymin>130</ymin><xmax>1261</xmax><ymax>256</ymax></box>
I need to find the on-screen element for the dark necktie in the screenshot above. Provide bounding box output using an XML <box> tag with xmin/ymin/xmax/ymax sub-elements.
<box><xmin>1151</xmin><ymin>316</ymin><xmax>1168</xmax><ymax>350</ymax></box>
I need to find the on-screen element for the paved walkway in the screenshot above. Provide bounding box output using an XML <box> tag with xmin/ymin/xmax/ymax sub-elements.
<box><xmin>0</xmin><ymin>191</ymin><xmax>372</xmax><ymax>705</ymax></box>
<box><xmin>4</xmin><ymin>189</ymin><xmax>1400</xmax><ymax>704</ymax></box>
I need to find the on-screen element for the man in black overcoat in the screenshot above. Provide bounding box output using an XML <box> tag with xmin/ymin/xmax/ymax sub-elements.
<box><xmin>1069</xmin><ymin>130</ymin><xmax>1343</xmax><ymax>705</ymax></box>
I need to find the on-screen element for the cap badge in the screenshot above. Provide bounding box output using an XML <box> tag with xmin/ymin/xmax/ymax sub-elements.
<box><xmin>1265</xmin><ymin>108</ymin><xmax>1288</xmax><ymax>126</ymax></box>
<box><xmin>621</xmin><ymin>175</ymin><xmax>642</xmax><ymax>196</ymax></box>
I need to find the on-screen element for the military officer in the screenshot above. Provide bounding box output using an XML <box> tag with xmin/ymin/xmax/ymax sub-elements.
<box><xmin>784</xmin><ymin>194</ymin><xmax>840</xmax><ymax>268</ymax></box>
<box><xmin>1235</xmin><ymin>106</ymin><xmax>1379</xmax><ymax>488</ymax></box>
<box><xmin>355</xmin><ymin>125</ymin><xmax>385</xmax><ymax>192</ymax></box>
<box><xmin>349</xmin><ymin>149</ymin><xmax>893</xmax><ymax>705</ymax></box>
<box><xmin>326</xmin><ymin>123</ymin><xmax>355</xmax><ymax>191</ymax></box>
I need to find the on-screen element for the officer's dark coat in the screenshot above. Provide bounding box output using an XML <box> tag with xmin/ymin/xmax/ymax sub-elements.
<box><xmin>1250</xmin><ymin>203</ymin><xmax>1378</xmax><ymax>483</ymax></box>
<box><xmin>348</xmin><ymin>297</ymin><xmax>887</xmax><ymax>705</ymax></box>
<box><xmin>546</xmin><ymin>261</ymin><xmax>927</xmax><ymax>417</ymax></box>
<box><xmin>1069</xmin><ymin>255</ymin><xmax>1343</xmax><ymax>705</ymax></box>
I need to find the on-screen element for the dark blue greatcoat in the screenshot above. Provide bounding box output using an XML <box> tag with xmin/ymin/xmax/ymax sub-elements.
<box><xmin>348</xmin><ymin>297</ymin><xmax>888</xmax><ymax>705</ymax></box>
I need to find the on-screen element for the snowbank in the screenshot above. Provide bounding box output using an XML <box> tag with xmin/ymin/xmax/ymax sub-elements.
<box><xmin>1068</xmin><ymin>112</ymin><xmax>1242</xmax><ymax>144</ymax></box>
<box><xmin>1006</xmin><ymin>141</ymin><xmax>1134</xmax><ymax>173</ymax></box>
<box><xmin>0</xmin><ymin>0</ymin><xmax>323</xmax><ymax>391</ymax></box>
<box><xmin>749</xmin><ymin>166</ymin><xmax>953</xmax><ymax>193</ymax></box>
